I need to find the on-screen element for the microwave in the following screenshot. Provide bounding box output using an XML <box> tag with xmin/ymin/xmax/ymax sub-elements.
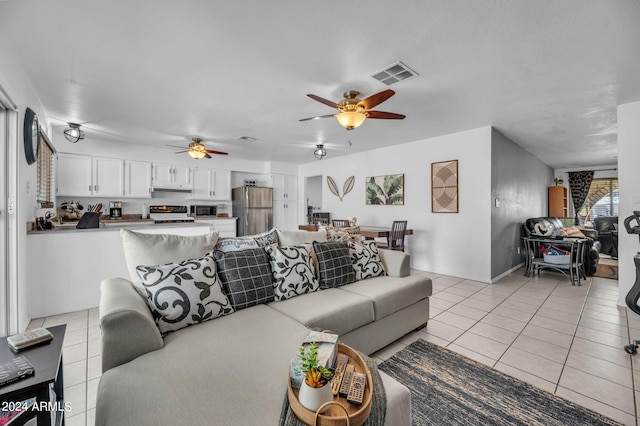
<box><xmin>190</xmin><ymin>205</ymin><xmax>217</xmax><ymax>217</ymax></box>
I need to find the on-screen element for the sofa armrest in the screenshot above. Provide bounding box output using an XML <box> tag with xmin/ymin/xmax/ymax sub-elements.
<box><xmin>100</xmin><ymin>278</ymin><xmax>163</xmax><ymax>373</ymax></box>
<box><xmin>378</xmin><ymin>249</ymin><xmax>410</xmax><ymax>277</ymax></box>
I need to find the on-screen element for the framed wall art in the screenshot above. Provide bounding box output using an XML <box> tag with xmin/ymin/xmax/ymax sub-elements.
<box><xmin>431</xmin><ymin>160</ymin><xmax>458</xmax><ymax>213</ymax></box>
<box><xmin>366</xmin><ymin>174</ymin><xmax>404</xmax><ymax>205</ymax></box>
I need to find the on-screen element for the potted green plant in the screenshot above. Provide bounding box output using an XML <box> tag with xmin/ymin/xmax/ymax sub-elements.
<box><xmin>297</xmin><ymin>342</ymin><xmax>334</xmax><ymax>411</ymax></box>
<box><xmin>554</xmin><ymin>177</ymin><xmax>564</xmax><ymax>186</ymax></box>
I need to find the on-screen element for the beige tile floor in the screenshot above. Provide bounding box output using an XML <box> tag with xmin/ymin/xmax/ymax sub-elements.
<box><xmin>28</xmin><ymin>268</ymin><xmax>637</xmax><ymax>425</ymax></box>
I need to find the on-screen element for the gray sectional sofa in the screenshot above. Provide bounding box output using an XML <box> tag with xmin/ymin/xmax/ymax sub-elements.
<box><xmin>96</xmin><ymin>229</ymin><xmax>432</xmax><ymax>426</ymax></box>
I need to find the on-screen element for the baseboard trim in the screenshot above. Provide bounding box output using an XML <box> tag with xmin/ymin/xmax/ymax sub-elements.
<box><xmin>491</xmin><ymin>262</ymin><xmax>525</xmax><ymax>283</ymax></box>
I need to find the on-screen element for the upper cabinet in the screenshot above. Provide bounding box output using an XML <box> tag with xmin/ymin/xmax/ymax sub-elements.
<box><xmin>57</xmin><ymin>154</ymin><xmax>124</xmax><ymax>197</ymax></box>
<box><xmin>57</xmin><ymin>153</ymin><xmax>151</xmax><ymax>198</ymax></box>
<box><xmin>151</xmin><ymin>163</ymin><xmax>192</xmax><ymax>190</ymax></box>
<box><xmin>124</xmin><ymin>160</ymin><xmax>152</xmax><ymax>198</ymax></box>
<box><xmin>272</xmin><ymin>174</ymin><xmax>298</xmax><ymax>201</ymax></box>
<box><xmin>191</xmin><ymin>168</ymin><xmax>231</xmax><ymax>200</ymax></box>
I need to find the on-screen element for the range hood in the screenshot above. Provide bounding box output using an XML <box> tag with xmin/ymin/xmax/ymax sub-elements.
<box><xmin>151</xmin><ymin>187</ymin><xmax>193</xmax><ymax>193</ymax></box>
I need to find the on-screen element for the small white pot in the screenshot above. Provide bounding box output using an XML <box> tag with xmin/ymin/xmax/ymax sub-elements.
<box><xmin>298</xmin><ymin>381</ymin><xmax>333</xmax><ymax>412</ymax></box>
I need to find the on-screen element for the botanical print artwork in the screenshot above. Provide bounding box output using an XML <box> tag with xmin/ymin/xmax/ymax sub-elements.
<box><xmin>432</xmin><ymin>160</ymin><xmax>459</xmax><ymax>213</ymax></box>
<box><xmin>366</xmin><ymin>174</ymin><xmax>404</xmax><ymax>205</ymax></box>
<box><xmin>327</xmin><ymin>176</ymin><xmax>355</xmax><ymax>201</ymax></box>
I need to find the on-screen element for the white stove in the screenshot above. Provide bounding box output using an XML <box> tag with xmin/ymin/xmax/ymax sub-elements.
<box><xmin>149</xmin><ymin>205</ymin><xmax>195</xmax><ymax>223</ymax></box>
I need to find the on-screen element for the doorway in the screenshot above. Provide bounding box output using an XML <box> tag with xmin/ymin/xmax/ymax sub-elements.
<box><xmin>304</xmin><ymin>175</ymin><xmax>322</xmax><ymax>225</ymax></box>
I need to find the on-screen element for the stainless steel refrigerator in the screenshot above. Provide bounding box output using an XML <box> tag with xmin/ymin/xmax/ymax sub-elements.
<box><xmin>232</xmin><ymin>186</ymin><xmax>273</xmax><ymax>236</ymax></box>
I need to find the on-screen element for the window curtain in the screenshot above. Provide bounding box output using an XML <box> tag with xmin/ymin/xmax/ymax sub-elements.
<box><xmin>568</xmin><ymin>171</ymin><xmax>594</xmax><ymax>225</ymax></box>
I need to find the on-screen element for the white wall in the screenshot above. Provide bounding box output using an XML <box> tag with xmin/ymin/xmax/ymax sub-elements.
<box><xmin>617</xmin><ymin>101</ymin><xmax>640</xmax><ymax>306</ymax></box>
<box><xmin>299</xmin><ymin>126</ymin><xmax>493</xmax><ymax>283</ymax></box>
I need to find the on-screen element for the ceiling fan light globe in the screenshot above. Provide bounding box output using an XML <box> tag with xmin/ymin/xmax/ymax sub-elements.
<box><xmin>189</xmin><ymin>149</ymin><xmax>206</xmax><ymax>159</ymax></box>
<box><xmin>336</xmin><ymin>112</ymin><xmax>366</xmax><ymax>130</ymax></box>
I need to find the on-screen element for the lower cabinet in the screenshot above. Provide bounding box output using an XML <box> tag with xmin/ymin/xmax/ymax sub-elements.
<box><xmin>273</xmin><ymin>199</ymin><xmax>298</xmax><ymax>231</ymax></box>
<box><xmin>195</xmin><ymin>218</ymin><xmax>237</xmax><ymax>238</ymax></box>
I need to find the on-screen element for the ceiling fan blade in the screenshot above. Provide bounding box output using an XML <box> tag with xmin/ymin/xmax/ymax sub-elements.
<box><xmin>299</xmin><ymin>114</ymin><xmax>336</xmax><ymax>122</ymax></box>
<box><xmin>360</xmin><ymin>89</ymin><xmax>395</xmax><ymax>110</ymax></box>
<box><xmin>205</xmin><ymin>150</ymin><xmax>229</xmax><ymax>155</ymax></box>
<box><xmin>306</xmin><ymin>94</ymin><xmax>339</xmax><ymax>109</ymax></box>
<box><xmin>174</xmin><ymin>150</ymin><xmax>189</xmax><ymax>154</ymax></box>
<box><xmin>204</xmin><ymin>153</ymin><xmax>212</xmax><ymax>159</ymax></box>
<box><xmin>166</xmin><ymin>144</ymin><xmax>188</xmax><ymax>149</ymax></box>
<box><xmin>366</xmin><ymin>110</ymin><xmax>406</xmax><ymax>120</ymax></box>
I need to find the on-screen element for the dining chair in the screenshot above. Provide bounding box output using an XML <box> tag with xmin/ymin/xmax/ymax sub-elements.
<box><xmin>332</xmin><ymin>219</ymin><xmax>350</xmax><ymax>228</ymax></box>
<box><xmin>313</xmin><ymin>217</ymin><xmax>329</xmax><ymax>229</ymax></box>
<box><xmin>377</xmin><ymin>220</ymin><xmax>408</xmax><ymax>251</ymax></box>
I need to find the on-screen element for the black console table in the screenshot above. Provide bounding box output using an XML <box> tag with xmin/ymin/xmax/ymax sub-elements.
<box><xmin>522</xmin><ymin>237</ymin><xmax>586</xmax><ymax>286</ymax></box>
<box><xmin>0</xmin><ymin>324</ymin><xmax>66</xmax><ymax>426</ymax></box>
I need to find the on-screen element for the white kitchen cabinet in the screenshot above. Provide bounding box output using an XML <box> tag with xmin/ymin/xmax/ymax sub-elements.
<box><xmin>273</xmin><ymin>199</ymin><xmax>298</xmax><ymax>230</ymax></box>
<box><xmin>57</xmin><ymin>153</ymin><xmax>92</xmax><ymax>197</ymax></box>
<box><xmin>191</xmin><ymin>168</ymin><xmax>231</xmax><ymax>200</ymax></box>
<box><xmin>196</xmin><ymin>218</ymin><xmax>237</xmax><ymax>237</ymax></box>
<box><xmin>93</xmin><ymin>156</ymin><xmax>124</xmax><ymax>197</ymax></box>
<box><xmin>272</xmin><ymin>174</ymin><xmax>298</xmax><ymax>201</ymax></box>
<box><xmin>151</xmin><ymin>163</ymin><xmax>192</xmax><ymax>189</ymax></box>
<box><xmin>57</xmin><ymin>153</ymin><xmax>124</xmax><ymax>197</ymax></box>
<box><xmin>124</xmin><ymin>160</ymin><xmax>152</xmax><ymax>198</ymax></box>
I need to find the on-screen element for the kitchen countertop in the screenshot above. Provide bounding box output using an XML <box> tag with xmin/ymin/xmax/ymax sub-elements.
<box><xmin>27</xmin><ymin>218</ymin><xmax>237</xmax><ymax>235</ymax></box>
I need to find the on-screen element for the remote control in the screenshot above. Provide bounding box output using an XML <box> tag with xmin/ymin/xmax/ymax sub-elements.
<box><xmin>338</xmin><ymin>364</ymin><xmax>355</xmax><ymax>397</ymax></box>
<box><xmin>330</xmin><ymin>354</ymin><xmax>349</xmax><ymax>396</ymax></box>
<box><xmin>347</xmin><ymin>372</ymin><xmax>366</xmax><ymax>405</ymax></box>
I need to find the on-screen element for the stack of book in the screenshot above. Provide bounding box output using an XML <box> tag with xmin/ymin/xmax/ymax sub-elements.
<box><xmin>0</xmin><ymin>356</ymin><xmax>35</xmax><ymax>388</ymax></box>
<box><xmin>6</xmin><ymin>328</ymin><xmax>53</xmax><ymax>352</ymax></box>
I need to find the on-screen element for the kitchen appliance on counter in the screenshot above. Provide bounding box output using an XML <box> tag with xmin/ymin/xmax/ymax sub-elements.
<box><xmin>232</xmin><ymin>186</ymin><xmax>272</xmax><ymax>236</ymax></box>
<box><xmin>190</xmin><ymin>205</ymin><xmax>217</xmax><ymax>217</ymax></box>
<box><xmin>109</xmin><ymin>201</ymin><xmax>123</xmax><ymax>220</ymax></box>
<box><xmin>149</xmin><ymin>205</ymin><xmax>195</xmax><ymax>223</ymax></box>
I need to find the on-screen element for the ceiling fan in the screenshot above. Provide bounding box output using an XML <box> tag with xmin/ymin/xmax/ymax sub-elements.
<box><xmin>170</xmin><ymin>137</ymin><xmax>229</xmax><ymax>159</ymax></box>
<box><xmin>300</xmin><ymin>89</ymin><xmax>406</xmax><ymax>130</ymax></box>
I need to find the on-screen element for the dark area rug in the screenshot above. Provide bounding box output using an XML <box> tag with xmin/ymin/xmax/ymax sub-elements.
<box><xmin>378</xmin><ymin>339</ymin><xmax>622</xmax><ymax>426</ymax></box>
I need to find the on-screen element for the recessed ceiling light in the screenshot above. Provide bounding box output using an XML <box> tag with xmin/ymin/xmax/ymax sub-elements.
<box><xmin>239</xmin><ymin>136</ymin><xmax>257</xmax><ymax>142</ymax></box>
<box><xmin>372</xmin><ymin>61</ymin><xmax>418</xmax><ymax>86</ymax></box>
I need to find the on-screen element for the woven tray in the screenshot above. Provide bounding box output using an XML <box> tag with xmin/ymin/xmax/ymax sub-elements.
<box><xmin>288</xmin><ymin>344</ymin><xmax>373</xmax><ymax>426</ymax></box>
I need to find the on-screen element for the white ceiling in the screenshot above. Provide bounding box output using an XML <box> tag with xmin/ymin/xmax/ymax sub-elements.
<box><xmin>1</xmin><ymin>0</ymin><xmax>639</xmax><ymax>168</ymax></box>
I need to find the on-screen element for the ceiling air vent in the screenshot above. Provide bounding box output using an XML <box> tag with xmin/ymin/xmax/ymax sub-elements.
<box><xmin>372</xmin><ymin>61</ymin><xmax>418</xmax><ymax>86</ymax></box>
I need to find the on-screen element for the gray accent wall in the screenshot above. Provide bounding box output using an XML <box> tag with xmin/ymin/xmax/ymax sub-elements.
<box><xmin>491</xmin><ymin>128</ymin><xmax>553</xmax><ymax>280</ymax></box>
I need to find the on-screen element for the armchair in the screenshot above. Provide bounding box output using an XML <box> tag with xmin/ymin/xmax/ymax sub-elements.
<box><xmin>594</xmin><ymin>216</ymin><xmax>618</xmax><ymax>258</ymax></box>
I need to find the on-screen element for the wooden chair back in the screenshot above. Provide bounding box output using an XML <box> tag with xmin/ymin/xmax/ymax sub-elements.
<box><xmin>388</xmin><ymin>220</ymin><xmax>408</xmax><ymax>251</ymax></box>
<box><xmin>332</xmin><ymin>219</ymin><xmax>350</xmax><ymax>228</ymax></box>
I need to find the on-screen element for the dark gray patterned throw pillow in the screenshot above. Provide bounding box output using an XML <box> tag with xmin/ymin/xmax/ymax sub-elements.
<box><xmin>136</xmin><ymin>252</ymin><xmax>234</xmax><ymax>334</ymax></box>
<box><xmin>312</xmin><ymin>241</ymin><xmax>356</xmax><ymax>289</ymax></box>
<box><xmin>265</xmin><ymin>244</ymin><xmax>319</xmax><ymax>301</ymax></box>
<box><xmin>349</xmin><ymin>240</ymin><xmax>386</xmax><ymax>281</ymax></box>
<box><xmin>214</xmin><ymin>248</ymin><xmax>274</xmax><ymax>310</ymax></box>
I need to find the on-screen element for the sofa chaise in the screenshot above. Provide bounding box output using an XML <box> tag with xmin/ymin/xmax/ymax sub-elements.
<box><xmin>96</xmin><ymin>229</ymin><xmax>432</xmax><ymax>425</ymax></box>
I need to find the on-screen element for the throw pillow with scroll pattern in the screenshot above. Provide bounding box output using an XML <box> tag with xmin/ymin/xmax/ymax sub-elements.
<box><xmin>348</xmin><ymin>240</ymin><xmax>386</xmax><ymax>281</ymax></box>
<box><xmin>136</xmin><ymin>252</ymin><xmax>234</xmax><ymax>334</ymax></box>
<box><xmin>312</xmin><ymin>241</ymin><xmax>355</xmax><ymax>289</ymax></box>
<box><xmin>253</xmin><ymin>228</ymin><xmax>279</xmax><ymax>247</ymax></box>
<box><xmin>265</xmin><ymin>244</ymin><xmax>319</xmax><ymax>301</ymax></box>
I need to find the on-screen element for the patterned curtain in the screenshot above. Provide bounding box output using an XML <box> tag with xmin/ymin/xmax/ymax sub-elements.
<box><xmin>568</xmin><ymin>171</ymin><xmax>594</xmax><ymax>225</ymax></box>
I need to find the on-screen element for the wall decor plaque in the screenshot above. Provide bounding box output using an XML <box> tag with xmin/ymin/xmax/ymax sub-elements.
<box><xmin>432</xmin><ymin>160</ymin><xmax>458</xmax><ymax>213</ymax></box>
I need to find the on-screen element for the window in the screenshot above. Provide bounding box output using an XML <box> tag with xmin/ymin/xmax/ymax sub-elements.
<box><xmin>579</xmin><ymin>178</ymin><xmax>618</xmax><ymax>226</ymax></box>
<box><xmin>37</xmin><ymin>131</ymin><xmax>56</xmax><ymax>208</ymax></box>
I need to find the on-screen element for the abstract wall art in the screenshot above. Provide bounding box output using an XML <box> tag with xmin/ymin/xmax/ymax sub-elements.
<box><xmin>431</xmin><ymin>160</ymin><xmax>458</xmax><ymax>213</ymax></box>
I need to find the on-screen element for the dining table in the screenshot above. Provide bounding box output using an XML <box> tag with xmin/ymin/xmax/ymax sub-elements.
<box><xmin>297</xmin><ymin>224</ymin><xmax>413</xmax><ymax>239</ymax></box>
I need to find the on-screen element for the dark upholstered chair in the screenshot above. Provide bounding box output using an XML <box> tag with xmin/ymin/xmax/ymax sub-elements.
<box><xmin>377</xmin><ymin>221</ymin><xmax>408</xmax><ymax>251</ymax></box>
<box><xmin>332</xmin><ymin>219</ymin><xmax>350</xmax><ymax>228</ymax></box>
<box><xmin>594</xmin><ymin>216</ymin><xmax>618</xmax><ymax>258</ymax></box>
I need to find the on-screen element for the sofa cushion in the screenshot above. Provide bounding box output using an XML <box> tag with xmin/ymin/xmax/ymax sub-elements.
<box><xmin>349</xmin><ymin>240</ymin><xmax>386</xmax><ymax>281</ymax></box>
<box><xmin>214</xmin><ymin>248</ymin><xmax>274</xmax><ymax>310</ymax></box>
<box><xmin>97</xmin><ymin>304</ymin><xmax>310</xmax><ymax>426</ymax></box>
<box><xmin>277</xmin><ymin>229</ymin><xmax>327</xmax><ymax>246</ymax></box>
<box><xmin>313</xmin><ymin>241</ymin><xmax>355</xmax><ymax>288</ymax></box>
<box><xmin>136</xmin><ymin>253</ymin><xmax>234</xmax><ymax>334</ymax></box>
<box><xmin>120</xmin><ymin>229</ymin><xmax>219</xmax><ymax>295</ymax></box>
<box><xmin>267</xmin><ymin>288</ymin><xmax>375</xmax><ymax>335</ymax></box>
<box><xmin>265</xmin><ymin>244</ymin><xmax>319</xmax><ymax>301</ymax></box>
<box><xmin>339</xmin><ymin>274</ymin><xmax>433</xmax><ymax>320</ymax></box>
<box><xmin>558</xmin><ymin>226</ymin><xmax>586</xmax><ymax>238</ymax></box>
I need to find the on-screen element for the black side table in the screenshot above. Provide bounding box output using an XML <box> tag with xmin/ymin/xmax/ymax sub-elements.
<box><xmin>0</xmin><ymin>324</ymin><xmax>66</xmax><ymax>426</ymax></box>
